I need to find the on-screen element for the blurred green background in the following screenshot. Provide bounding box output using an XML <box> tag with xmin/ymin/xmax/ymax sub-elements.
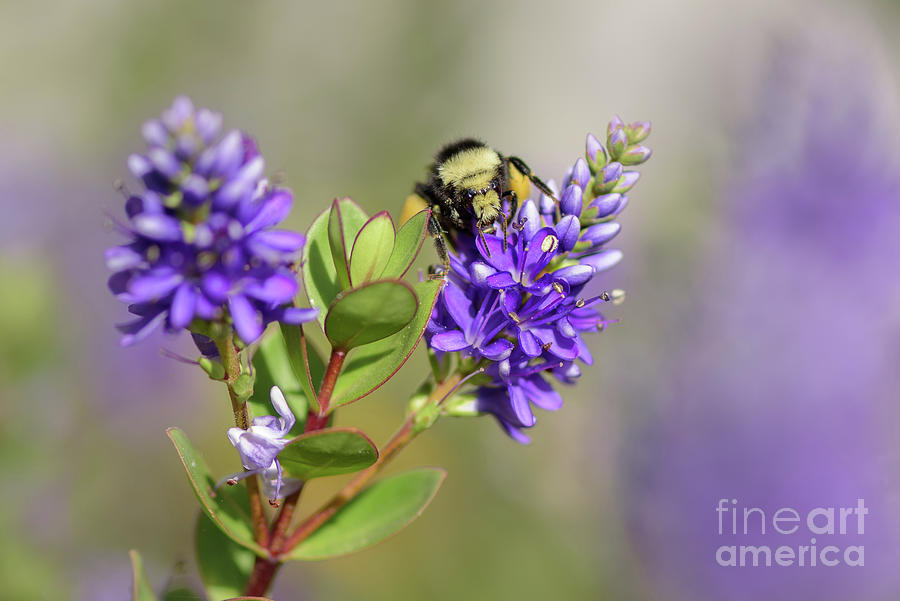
<box><xmin>2</xmin><ymin>1</ymin><xmax>900</xmax><ymax>600</ymax></box>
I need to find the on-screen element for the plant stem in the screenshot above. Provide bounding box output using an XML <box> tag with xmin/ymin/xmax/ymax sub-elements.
<box><xmin>305</xmin><ymin>348</ymin><xmax>345</xmax><ymax>430</ymax></box>
<box><xmin>243</xmin><ymin>347</ymin><xmax>348</xmax><ymax>595</ymax></box>
<box><xmin>279</xmin><ymin>372</ymin><xmax>462</xmax><ymax>556</ymax></box>
<box><xmin>214</xmin><ymin>332</ymin><xmax>270</xmax><ymax>547</ymax></box>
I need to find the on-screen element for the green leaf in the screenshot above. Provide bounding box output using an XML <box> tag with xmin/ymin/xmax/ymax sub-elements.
<box><xmin>324</xmin><ymin>280</ymin><xmax>417</xmax><ymax>351</ymax></box>
<box><xmin>166</xmin><ymin>428</ymin><xmax>267</xmax><ymax>557</ymax></box>
<box><xmin>330</xmin><ymin>279</ymin><xmax>442</xmax><ymax>407</ymax></box>
<box><xmin>162</xmin><ymin>588</ymin><xmax>202</xmax><ymax>601</ymax></box>
<box><xmin>350</xmin><ymin>211</ymin><xmax>396</xmax><ymax>285</ymax></box>
<box><xmin>130</xmin><ymin>550</ymin><xmax>158</xmax><ymax>601</ymax></box>
<box><xmin>280</xmin><ymin>323</ymin><xmax>325</xmax><ymax>414</ymax></box>
<box><xmin>303</xmin><ymin>198</ymin><xmax>369</xmax><ymax>327</ymax></box>
<box><xmin>247</xmin><ymin>330</ymin><xmax>307</xmax><ymax>434</ymax></box>
<box><xmin>327</xmin><ymin>200</ymin><xmax>353</xmax><ymax>290</ymax></box>
<box><xmin>381</xmin><ymin>210</ymin><xmax>429</xmax><ymax>279</ymax></box>
<box><xmin>195</xmin><ymin>487</ymin><xmax>256</xmax><ymax>601</ymax></box>
<box><xmin>279</xmin><ymin>427</ymin><xmax>378</xmax><ymax>480</ymax></box>
<box><xmin>288</xmin><ymin>468</ymin><xmax>446</xmax><ymax>561</ymax></box>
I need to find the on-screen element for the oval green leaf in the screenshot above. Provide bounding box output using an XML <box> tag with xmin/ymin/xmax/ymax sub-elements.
<box><xmin>130</xmin><ymin>550</ymin><xmax>158</xmax><ymax>601</ymax></box>
<box><xmin>381</xmin><ymin>210</ymin><xmax>429</xmax><ymax>279</ymax></box>
<box><xmin>287</xmin><ymin>468</ymin><xmax>446</xmax><ymax>561</ymax></box>
<box><xmin>195</xmin><ymin>491</ymin><xmax>255</xmax><ymax>601</ymax></box>
<box><xmin>166</xmin><ymin>428</ymin><xmax>267</xmax><ymax>557</ymax></box>
<box><xmin>303</xmin><ymin>198</ymin><xmax>369</xmax><ymax>327</ymax></box>
<box><xmin>324</xmin><ymin>280</ymin><xmax>417</xmax><ymax>351</ymax></box>
<box><xmin>279</xmin><ymin>427</ymin><xmax>378</xmax><ymax>480</ymax></box>
<box><xmin>247</xmin><ymin>329</ymin><xmax>307</xmax><ymax>434</ymax></box>
<box><xmin>350</xmin><ymin>211</ymin><xmax>396</xmax><ymax>285</ymax></box>
<box><xmin>330</xmin><ymin>278</ymin><xmax>442</xmax><ymax>407</ymax></box>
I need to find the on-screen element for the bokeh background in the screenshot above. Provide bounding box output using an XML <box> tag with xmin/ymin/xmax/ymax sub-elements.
<box><xmin>3</xmin><ymin>1</ymin><xmax>900</xmax><ymax>600</ymax></box>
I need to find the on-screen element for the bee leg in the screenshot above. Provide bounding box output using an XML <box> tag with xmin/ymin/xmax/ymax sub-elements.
<box><xmin>477</xmin><ymin>227</ymin><xmax>491</xmax><ymax>258</ymax></box>
<box><xmin>427</xmin><ymin>211</ymin><xmax>450</xmax><ymax>280</ymax></box>
<box><xmin>507</xmin><ymin>156</ymin><xmax>558</xmax><ymax>202</ymax></box>
<box><xmin>500</xmin><ymin>189</ymin><xmax>521</xmax><ymax>249</ymax></box>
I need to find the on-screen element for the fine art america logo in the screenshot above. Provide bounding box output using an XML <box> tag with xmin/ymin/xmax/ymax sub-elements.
<box><xmin>715</xmin><ymin>499</ymin><xmax>868</xmax><ymax>568</ymax></box>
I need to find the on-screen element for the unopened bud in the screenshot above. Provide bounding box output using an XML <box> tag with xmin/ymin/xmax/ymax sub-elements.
<box><xmin>620</xmin><ymin>145</ymin><xmax>652</xmax><ymax>166</ymax></box>
<box><xmin>585</xmin><ymin>132</ymin><xmax>608</xmax><ymax>172</ymax></box>
<box><xmin>627</xmin><ymin>120</ymin><xmax>651</xmax><ymax>144</ymax></box>
<box><xmin>608</xmin><ymin>127</ymin><xmax>628</xmax><ymax>160</ymax></box>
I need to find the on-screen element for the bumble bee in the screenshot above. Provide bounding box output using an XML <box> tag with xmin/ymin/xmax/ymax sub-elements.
<box><xmin>414</xmin><ymin>139</ymin><xmax>556</xmax><ymax>271</ymax></box>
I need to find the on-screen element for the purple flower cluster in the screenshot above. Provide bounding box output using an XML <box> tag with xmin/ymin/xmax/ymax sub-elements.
<box><xmin>106</xmin><ymin>97</ymin><xmax>316</xmax><ymax>348</ymax></box>
<box><xmin>427</xmin><ymin>119</ymin><xmax>651</xmax><ymax>442</ymax></box>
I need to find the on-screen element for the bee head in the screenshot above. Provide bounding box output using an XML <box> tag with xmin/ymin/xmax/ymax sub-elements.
<box><xmin>466</xmin><ymin>180</ymin><xmax>502</xmax><ymax>227</ymax></box>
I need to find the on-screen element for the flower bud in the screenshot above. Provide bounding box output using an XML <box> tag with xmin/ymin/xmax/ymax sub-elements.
<box><xmin>559</xmin><ymin>184</ymin><xmax>583</xmax><ymax>217</ymax></box>
<box><xmin>580</xmin><ymin>222</ymin><xmax>621</xmax><ymax>246</ymax></box>
<box><xmin>607</xmin><ymin>126</ymin><xmax>628</xmax><ymax>160</ymax></box>
<box><xmin>612</xmin><ymin>171</ymin><xmax>640</xmax><ymax>194</ymax></box>
<box><xmin>607</xmin><ymin>115</ymin><xmax>625</xmax><ymax>138</ymax></box>
<box><xmin>585</xmin><ymin>132</ymin><xmax>608</xmax><ymax>172</ymax></box>
<box><xmin>554</xmin><ymin>214</ymin><xmax>581</xmax><ymax>251</ymax></box>
<box><xmin>582</xmin><ymin>249</ymin><xmax>623</xmax><ymax>273</ymax></box>
<box><xmin>627</xmin><ymin>120</ymin><xmax>651</xmax><ymax>143</ymax></box>
<box><xmin>569</xmin><ymin>158</ymin><xmax>591</xmax><ymax>190</ymax></box>
<box><xmin>592</xmin><ymin>162</ymin><xmax>623</xmax><ymax>195</ymax></box>
<box><xmin>588</xmin><ymin>193</ymin><xmax>623</xmax><ymax>219</ymax></box>
<box><xmin>199</xmin><ymin>356</ymin><xmax>226</xmax><ymax>380</ymax></box>
<box><xmin>442</xmin><ymin>394</ymin><xmax>480</xmax><ymax>417</ymax></box>
<box><xmin>620</xmin><ymin>145</ymin><xmax>652</xmax><ymax>166</ymax></box>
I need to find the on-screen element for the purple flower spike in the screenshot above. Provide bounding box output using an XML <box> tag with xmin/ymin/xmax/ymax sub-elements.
<box><xmin>106</xmin><ymin>97</ymin><xmax>317</xmax><ymax>351</ymax></box>
<box><xmin>425</xmin><ymin>124</ymin><xmax>651</xmax><ymax>442</ymax></box>
<box><xmin>224</xmin><ymin>386</ymin><xmax>302</xmax><ymax>501</ymax></box>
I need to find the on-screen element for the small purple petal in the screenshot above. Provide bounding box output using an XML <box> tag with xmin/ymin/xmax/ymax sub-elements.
<box><xmin>580</xmin><ymin>222</ymin><xmax>621</xmax><ymax>246</ymax></box>
<box><xmin>581</xmin><ymin>249</ymin><xmax>623</xmax><ymax>273</ymax></box>
<box><xmin>132</xmin><ymin>213</ymin><xmax>183</xmax><ymax>242</ymax></box>
<box><xmin>554</xmin><ymin>215</ymin><xmax>580</xmax><ymax>252</ymax></box>
<box><xmin>431</xmin><ymin>330</ymin><xmax>470</xmax><ymax>352</ymax></box>
<box><xmin>243</xmin><ymin>272</ymin><xmax>298</xmax><ymax>303</ymax></box>
<box><xmin>104</xmin><ymin>246</ymin><xmax>144</xmax><ymax>271</ymax></box>
<box><xmin>169</xmin><ymin>283</ymin><xmax>198</xmax><ymax>328</ymax></box>
<box><xmin>127</xmin><ymin>269</ymin><xmax>183</xmax><ymax>301</ymax></box>
<box><xmin>554</xmin><ymin>264</ymin><xmax>593</xmax><ymax>287</ymax></box>
<box><xmin>229</xmin><ymin>294</ymin><xmax>263</xmax><ymax>343</ymax></box>
<box><xmin>244</xmin><ymin>189</ymin><xmax>293</xmax><ymax>233</ymax></box>
<box><xmin>278</xmin><ymin>307</ymin><xmax>319</xmax><ymax>325</ymax></box>
<box><xmin>486</xmin><ymin>271</ymin><xmax>517</xmax><ymax>289</ymax></box>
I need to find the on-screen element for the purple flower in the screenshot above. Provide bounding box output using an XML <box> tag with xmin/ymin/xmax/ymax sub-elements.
<box><xmin>475</xmin><ymin>351</ymin><xmax>565</xmax><ymax>444</ymax></box>
<box><xmin>106</xmin><ymin>97</ymin><xmax>316</xmax><ymax>348</ymax></box>
<box><xmin>225</xmin><ymin>386</ymin><xmax>301</xmax><ymax>500</ymax></box>
<box><xmin>426</xmin><ymin>121</ymin><xmax>651</xmax><ymax>441</ymax></box>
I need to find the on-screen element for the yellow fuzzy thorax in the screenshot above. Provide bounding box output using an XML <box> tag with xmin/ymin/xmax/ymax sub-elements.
<box><xmin>437</xmin><ymin>146</ymin><xmax>502</xmax><ymax>188</ymax></box>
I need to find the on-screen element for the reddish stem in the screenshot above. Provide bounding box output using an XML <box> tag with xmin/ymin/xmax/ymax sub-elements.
<box><xmin>280</xmin><ymin>372</ymin><xmax>462</xmax><ymax>555</ymax></box>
